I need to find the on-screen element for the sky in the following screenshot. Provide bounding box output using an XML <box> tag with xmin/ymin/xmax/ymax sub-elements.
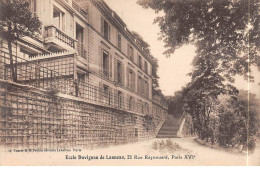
<box><xmin>104</xmin><ymin>0</ymin><xmax>259</xmax><ymax>98</ymax></box>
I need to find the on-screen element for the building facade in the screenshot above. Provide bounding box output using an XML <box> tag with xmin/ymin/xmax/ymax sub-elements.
<box><xmin>0</xmin><ymin>0</ymin><xmax>169</xmax><ymax>148</ymax></box>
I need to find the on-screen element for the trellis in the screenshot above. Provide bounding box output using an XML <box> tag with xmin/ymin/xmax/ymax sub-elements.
<box><xmin>0</xmin><ymin>82</ymin><xmax>158</xmax><ymax>148</ymax></box>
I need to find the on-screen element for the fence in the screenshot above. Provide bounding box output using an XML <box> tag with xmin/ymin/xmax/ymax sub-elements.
<box><xmin>0</xmin><ymin>46</ymin><xmax>167</xmax><ymax>148</ymax></box>
<box><xmin>0</xmin><ymin>81</ymin><xmax>158</xmax><ymax>148</ymax></box>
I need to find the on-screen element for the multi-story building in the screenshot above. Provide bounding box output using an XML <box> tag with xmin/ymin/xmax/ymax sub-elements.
<box><xmin>0</xmin><ymin>0</ymin><xmax>169</xmax><ymax>147</ymax></box>
<box><xmin>75</xmin><ymin>0</ymin><xmax>154</xmax><ymax>114</ymax></box>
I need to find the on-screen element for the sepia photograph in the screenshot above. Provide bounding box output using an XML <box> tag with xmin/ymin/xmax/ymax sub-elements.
<box><xmin>0</xmin><ymin>0</ymin><xmax>259</xmax><ymax>166</ymax></box>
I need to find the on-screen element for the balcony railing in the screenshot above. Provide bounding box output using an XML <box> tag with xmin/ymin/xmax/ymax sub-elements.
<box><xmin>0</xmin><ymin>50</ymin><xmax>75</xmax><ymax>95</ymax></box>
<box><xmin>72</xmin><ymin>0</ymin><xmax>87</xmax><ymax>19</ymax></box>
<box><xmin>45</xmin><ymin>25</ymin><xmax>76</xmax><ymax>49</ymax></box>
<box><xmin>152</xmin><ymin>97</ymin><xmax>168</xmax><ymax>109</ymax></box>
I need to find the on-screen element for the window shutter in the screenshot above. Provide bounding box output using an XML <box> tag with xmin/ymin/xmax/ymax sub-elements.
<box><xmin>127</xmin><ymin>68</ymin><xmax>129</xmax><ymax>88</ymax></box>
<box><xmin>100</xmin><ymin>16</ymin><xmax>104</xmax><ymax>35</ymax></box>
<box><xmin>108</xmin><ymin>87</ymin><xmax>112</xmax><ymax>106</ymax></box>
<box><xmin>143</xmin><ymin>79</ymin><xmax>145</xmax><ymax>95</ymax></box>
<box><xmin>127</xmin><ymin>95</ymin><xmax>131</xmax><ymax>111</ymax></box>
<box><xmin>133</xmin><ymin>71</ymin><xmax>136</xmax><ymax>91</ymax></box>
<box><xmin>121</xmin><ymin>63</ymin><xmax>124</xmax><ymax>86</ymax></box>
<box><xmin>114</xmin><ymin>89</ymin><xmax>118</xmax><ymax>108</ymax></box>
<box><xmin>99</xmin><ymin>82</ymin><xmax>103</xmax><ymax>102</ymax></box>
<box><xmin>121</xmin><ymin>92</ymin><xmax>124</xmax><ymax>109</ymax></box>
<box><xmin>108</xmin><ymin>24</ymin><xmax>111</xmax><ymax>41</ymax></box>
<box><xmin>99</xmin><ymin>47</ymin><xmax>103</xmax><ymax>75</ymax></box>
<box><xmin>109</xmin><ymin>54</ymin><xmax>112</xmax><ymax>79</ymax></box>
<box><xmin>114</xmin><ymin>58</ymin><xmax>118</xmax><ymax>82</ymax></box>
<box><xmin>127</xmin><ymin>44</ymin><xmax>130</xmax><ymax>58</ymax></box>
<box><xmin>147</xmin><ymin>82</ymin><xmax>149</xmax><ymax>98</ymax></box>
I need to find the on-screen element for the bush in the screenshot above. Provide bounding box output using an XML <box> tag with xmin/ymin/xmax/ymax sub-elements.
<box><xmin>205</xmin><ymin>94</ymin><xmax>259</xmax><ymax>151</ymax></box>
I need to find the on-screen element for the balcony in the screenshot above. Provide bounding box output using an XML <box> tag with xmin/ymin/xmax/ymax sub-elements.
<box><xmin>44</xmin><ymin>25</ymin><xmax>76</xmax><ymax>51</ymax></box>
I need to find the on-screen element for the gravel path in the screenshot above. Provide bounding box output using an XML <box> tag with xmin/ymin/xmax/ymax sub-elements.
<box><xmin>0</xmin><ymin>137</ymin><xmax>259</xmax><ymax>165</ymax></box>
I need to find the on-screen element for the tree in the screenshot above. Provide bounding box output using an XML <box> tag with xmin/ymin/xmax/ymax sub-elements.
<box><xmin>138</xmin><ymin>0</ymin><xmax>260</xmax><ymax>148</ymax></box>
<box><xmin>132</xmin><ymin>31</ymin><xmax>151</xmax><ymax>54</ymax></box>
<box><xmin>213</xmin><ymin>92</ymin><xmax>258</xmax><ymax>152</ymax></box>
<box><xmin>0</xmin><ymin>0</ymin><xmax>41</xmax><ymax>81</ymax></box>
<box><xmin>138</xmin><ymin>0</ymin><xmax>259</xmax><ymax>82</ymax></box>
<box><xmin>166</xmin><ymin>91</ymin><xmax>185</xmax><ymax>117</ymax></box>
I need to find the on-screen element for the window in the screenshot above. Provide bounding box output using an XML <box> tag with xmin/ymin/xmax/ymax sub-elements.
<box><xmin>139</xmin><ymin>100</ymin><xmax>143</xmax><ymax>113</ymax></box>
<box><xmin>76</xmin><ymin>73</ymin><xmax>85</xmax><ymax>97</ymax></box>
<box><xmin>117</xmin><ymin>32</ymin><xmax>121</xmax><ymax>50</ymax></box>
<box><xmin>103</xmin><ymin>85</ymin><xmax>111</xmax><ymax>105</ymax></box>
<box><xmin>77</xmin><ymin>73</ymin><xmax>85</xmax><ymax>85</ymax></box>
<box><xmin>114</xmin><ymin>58</ymin><xmax>124</xmax><ymax>85</ymax></box>
<box><xmin>144</xmin><ymin>61</ymin><xmax>148</xmax><ymax>74</ymax></box>
<box><xmin>138</xmin><ymin>55</ymin><xmax>142</xmax><ymax>69</ymax></box>
<box><xmin>129</xmin><ymin>96</ymin><xmax>133</xmax><ymax>110</ymax></box>
<box><xmin>137</xmin><ymin>76</ymin><xmax>142</xmax><ymax>94</ymax></box>
<box><xmin>101</xmin><ymin>17</ymin><xmax>110</xmax><ymax>40</ymax></box>
<box><xmin>127</xmin><ymin>44</ymin><xmax>134</xmax><ymax>61</ymax></box>
<box><xmin>103</xmin><ymin>51</ymin><xmax>109</xmax><ymax>78</ymax></box>
<box><xmin>118</xmin><ymin>91</ymin><xmax>122</xmax><ymax>108</ymax></box>
<box><xmin>135</xmin><ymin>128</ymin><xmax>138</xmax><ymax>137</ymax></box>
<box><xmin>116</xmin><ymin>61</ymin><xmax>123</xmax><ymax>84</ymax></box>
<box><xmin>76</xmin><ymin>23</ymin><xmax>85</xmax><ymax>58</ymax></box>
<box><xmin>127</xmin><ymin>68</ymin><xmax>135</xmax><ymax>91</ymax></box>
<box><xmin>53</xmin><ymin>6</ymin><xmax>65</xmax><ymax>31</ymax></box>
<box><xmin>144</xmin><ymin>102</ymin><xmax>149</xmax><ymax>114</ymax></box>
<box><xmin>144</xmin><ymin>80</ymin><xmax>149</xmax><ymax>98</ymax></box>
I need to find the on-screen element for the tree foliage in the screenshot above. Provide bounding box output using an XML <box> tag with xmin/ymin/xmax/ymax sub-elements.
<box><xmin>138</xmin><ymin>0</ymin><xmax>260</xmax><ymax>82</ymax></box>
<box><xmin>166</xmin><ymin>91</ymin><xmax>185</xmax><ymax>117</ymax></box>
<box><xmin>0</xmin><ymin>0</ymin><xmax>42</xmax><ymax>81</ymax></box>
<box><xmin>213</xmin><ymin>93</ymin><xmax>258</xmax><ymax>152</ymax></box>
<box><xmin>138</xmin><ymin>0</ymin><xmax>260</xmax><ymax>150</ymax></box>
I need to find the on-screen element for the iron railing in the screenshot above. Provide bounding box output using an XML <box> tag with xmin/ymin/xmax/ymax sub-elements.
<box><xmin>45</xmin><ymin>25</ymin><xmax>76</xmax><ymax>48</ymax></box>
<box><xmin>0</xmin><ymin>49</ymin><xmax>168</xmax><ymax>119</ymax></box>
<box><xmin>77</xmin><ymin>43</ymin><xmax>87</xmax><ymax>59</ymax></box>
<box><xmin>152</xmin><ymin>97</ymin><xmax>168</xmax><ymax>109</ymax></box>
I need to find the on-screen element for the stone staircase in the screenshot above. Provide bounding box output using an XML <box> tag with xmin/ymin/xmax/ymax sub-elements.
<box><xmin>156</xmin><ymin>117</ymin><xmax>182</xmax><ymax>138</ymax></box>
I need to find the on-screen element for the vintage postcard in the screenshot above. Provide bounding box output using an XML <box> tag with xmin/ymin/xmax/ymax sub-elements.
<box><xmin>0</xmin><ymin>0</ymin><xmax>259</xmax><ymax>166</ymax></box>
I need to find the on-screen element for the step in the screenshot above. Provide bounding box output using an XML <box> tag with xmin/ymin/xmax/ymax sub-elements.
<box><xmin>160</xmin><ymin>127</ymin><xmax>178</xmax><ymax>130</ymax></box>
<box><xmin>158</xmin><ymin>131</ymin><xmax>178</xmax><ymax>134</ymax></box>
<box><xmin>156</xmin><ymin>135</ymin><xmax>180</xmax><ymax>138</ymax></box>
<box><xmin>160</xmin><ymin>126</ymin><xmax>180</xmax><ymax>129</ymax></box>
<box><xmin>159</xmin><ymin>130</ymin><xmax>179</xmax><ymax>133</ymax></box>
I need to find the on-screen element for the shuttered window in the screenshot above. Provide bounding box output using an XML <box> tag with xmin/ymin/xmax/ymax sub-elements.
<box><xmin>101</xmin><ymin>16</ymin><xmax>110</xmax><ymax>41</ymax></box>
<box><xmin>127</xmin><ymin>68</ymin><xmax>135</xmax><ymax>91</ymax></box>
<box><xmin>127</xmin><ymin>44</ymin><xmax>134</xmax><ymax>61</ymax></box>
<box><xmin>117</xmin><ymin>32</ymin><xmax>121</xmax><ymax>50</ymax></box>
